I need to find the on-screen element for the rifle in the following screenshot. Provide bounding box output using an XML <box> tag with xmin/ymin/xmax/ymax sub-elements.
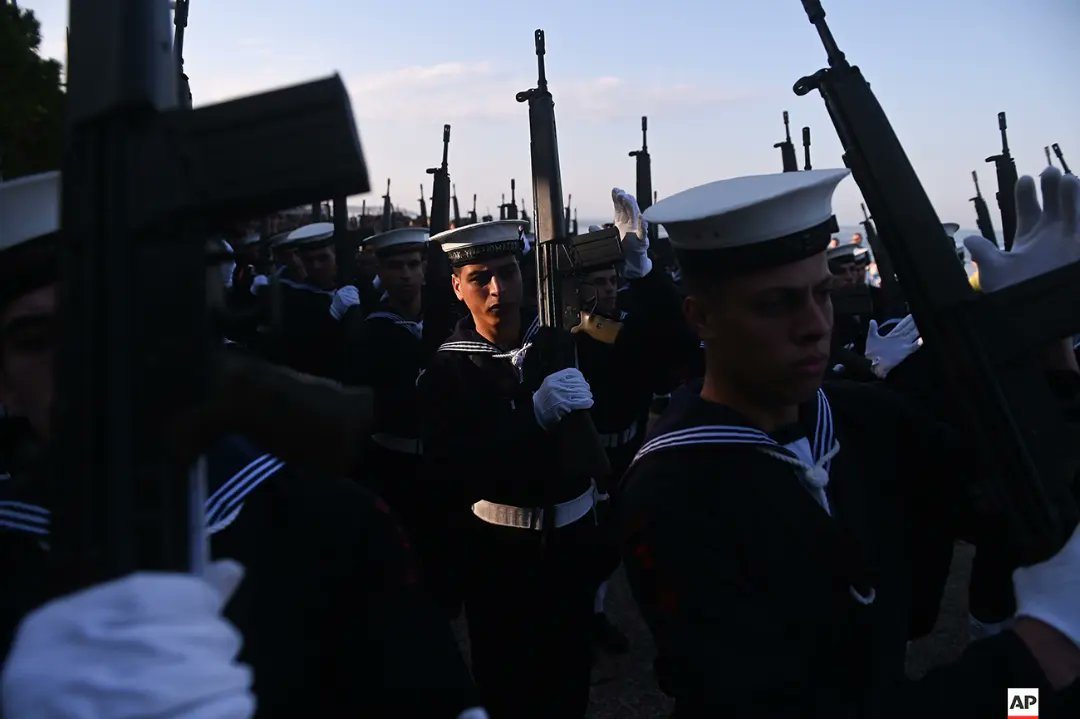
<box><xmin>1052</xmin><ymin>143</ymin><xmax>1072</xmax><ymax>175</ymax></box>
<box><xmin>629</xmin><ymin>116</ymin><xmax>669</xmax><ymax>269</ymax></box>
<box><xmin>451</xmin><ymin>183</ymin><xmax>462</xmax><ymax>227</ymax></box>
<box><xmin>418</xmin><ymin>184</ymin><xmax>428</xmax><ymax>226</ymax></box>
<box><xmin>970</xmin><ymin>170</ymin><xmax>998</xmax><ymax>248</ymax></box>
<box><xmin>985</xmin><ymin>112</ymin><xmax>1019</xmax><ymax>251</ymax></box>
<box><xmin>564</xmin><ymin>194</ymin><xmax>573</xmax><ymax>236</ymax></box>
<box><xmin>573</xmin><ymin>208</ymin><xmax>578</xmax><ymax>236</ymax></box>
<box><xmin>859</xmin><ymin>202</ymin><xmax>903</xmax><ymax>308</ymax></box>
<box><xmin>334</xmin><ymin>194</ymin><xmax>350</xmax><ymax>286</ymax></box>
<box><xmin>802</xmin><ymin>126</ymin><xmax>813</xmax><ymax>170</ymax></box>
<box><xmin>505</xmin><ymin>179</ymin><xmax>520</xmax><ymax>220</ymax></box>
<box><xmin>515</xmin><ymin>29</ymin><xmax>617</xmax><ymax>499</ymax></box>
<box><xmin>381</xmin><ymin>178</ymin><xmax>393</xmax><ymax>232</ymax></box>
<box><xmin>470</xmin><ymin>193</ymin><xmax>478</xmax><ymax>224</ymax></box>
<box><xmin>499</xmin><ymin>194</ymin><xmax>506</xmax><ymax>221</ymax></box>
<box><xmin>423</xmin><ymin>124</ymin><xmax>454</xmax><ymax>349</ymax></box>
<box><xmin>55</xmin><ymin>0</ymin><xmax>370</xmax><ymax>585</ymax></box>
<box><xmin>774</xmin><ymin>111</ymin><xmax>799</xmax><ymax>172</ymax></box>
<box><xmin>173</xmin><ymin>0</ymin><xmax>192</xmax><ymax>109</ymax></box>
<box><xmin>794</xmin><ymin>0</ymin><xmax>1079</xmax><ymax>564</ymax></box>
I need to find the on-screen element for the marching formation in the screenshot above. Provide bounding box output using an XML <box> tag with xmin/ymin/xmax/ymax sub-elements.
<box><xmin>1</xmin><ymin>1</ymin><xmax>1079</xmax><ymax>718</ymax></box>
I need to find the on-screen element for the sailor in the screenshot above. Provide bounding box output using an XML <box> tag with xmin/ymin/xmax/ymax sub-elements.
<box><xmin>270</xmin><ymin>222</ymin><xmax>359</xmax><ymax>378</ymax></box>
<box><xmin>268</xmin><ymin>228</ymin><xmax>307</xmax><ymax>283</ymax></box>
<box><xmin>418</xmin><ymin>220</ymin><xmax>607</xmax><ymax>719</ymax></box>
<box><xmin>574</xmin><ymin>190</ymin><xmax>698</xmax><ymax>653</ymax></box>
<box><xmin>826</xmin><ymin>244</ymin><xmax>883</xmax><ymax>379</ymax></box>
<box><xmin>0</xmin><ymin>173</ymin><xmax>485</xmax><ymax>718</ymax></box>
<box><xmin>619</xmin><ymin>168</ymin><xmax>1080</xmax><ymax>716</ymax></box>
<box><xmin>339</xmin><ymin>226</ymin><xmax>461</xmax><ymax>612</ymax></box>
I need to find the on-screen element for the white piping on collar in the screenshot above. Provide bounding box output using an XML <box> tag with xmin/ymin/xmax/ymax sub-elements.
<box><xmin>0</xmin><ymin>500</ymin><xmax>50</xmax><ymax>536</ymax></box>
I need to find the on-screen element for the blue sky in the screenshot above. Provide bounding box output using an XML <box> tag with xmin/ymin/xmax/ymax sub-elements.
<box><xmin>24</xmin><ymin>0</ymin><xmax>1080</xmax><ymax>229</ymax></box>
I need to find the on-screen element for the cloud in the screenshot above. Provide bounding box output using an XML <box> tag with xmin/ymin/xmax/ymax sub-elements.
<box><xmin>344</xmin><ymin>60</ymin><xmax>756</xmax><ymax>124</ymax></box>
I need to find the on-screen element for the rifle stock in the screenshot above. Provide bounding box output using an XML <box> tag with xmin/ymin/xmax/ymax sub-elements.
<box><xmin>795</xmin><ymin>0</ymin><xmax>1078</xmax><ymax>564</ymax></box>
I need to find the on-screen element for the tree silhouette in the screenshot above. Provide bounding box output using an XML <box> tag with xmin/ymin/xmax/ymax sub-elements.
<box><xmin>0</xmin><ymin>1</ymin><xmax>64</xmax><ymax>179</ymax></box>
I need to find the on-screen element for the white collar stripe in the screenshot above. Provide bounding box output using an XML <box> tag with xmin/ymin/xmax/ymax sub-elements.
<box><xmin>0</xmin><ymin>500</ymin><xmax>51</xmax><ymax>516</ymax></box>
<box><xmin>206</xmin><ymin>454</ymin><xmax>277</xmax><ymax>508</ymax></box>
<box><xmin>204</xmin><ymin>459</ymin><xmax>285</xmax><ymax>525</ymax></box>
<box><xmin>0</xmin><ymin>518</ymin><xmax>50</xmax><ymax>535</ymax></box>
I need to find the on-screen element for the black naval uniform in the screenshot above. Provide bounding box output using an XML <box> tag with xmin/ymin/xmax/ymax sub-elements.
<box><xmin>0</xmin><ymin>435</ymin><xmax>480</xmax><ymax>719</ymax></box>
<box><xmin>418</xmin><ymin>310</ymin><xmax>611</xmax><ymax>719</ymax></box>
<box><xmin>269</xmin><ymin>278</ymin><xmax>345</xmax><ymax>379</ymax></box>
<box><xmin>620</xmin><ymin>378</ymin><xmax>1069</xmax><ymax>718</ymax></box>
<box><xmin>576</xmin><ymin>268</ymin><xmax>698</xmax><ymax>483</ymax></box>
<box><xmin>339</xmin><ymin>301</ymin><xmax>461</xmax><ymax>613</ymax></box>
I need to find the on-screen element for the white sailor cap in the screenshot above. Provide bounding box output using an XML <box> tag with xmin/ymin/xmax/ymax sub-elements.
<box><xmin>941</xmin><ymin>222</ymin><xmax>960</xmax><ymax>238</ymax></box>
<box><xmin>828</xmin><ymin>243</ymin><xmax>872</xmax><ymax>268</ymax></box>
<box><xmin>288</xmin><ymin>222</ymin><xmax>335</xmax><ymax>250</ymax></box>
<box><xmin>365</xmin><ymin>227</ymin><xmax>429</xmax><ymax>257</ymax></box>
<box><xmin>0</xmin><ymin>171</ymin><xmax>62</xmax><ymax>307</ymax></box>
<box><xmin>0</xmin><ymin>171</ymin><xmax>60</xmax><ymax>252</ymax></box>
<box><xmin>644</xmin><ymin>168</ymin><xmax>850</xmax><ymax>276</ymax></box>
<box><xmin>432</xmin><ymin>220</ymin><xmax>524</xmax><ymax>267</ymax></box>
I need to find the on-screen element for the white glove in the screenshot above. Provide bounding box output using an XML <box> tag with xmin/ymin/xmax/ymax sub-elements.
<box><xmin>864</xmin><ymin>314</ymin><xmax>922</xmax><ymax>379</ymax></box>
<box><xmin>329</xmin><ymin>284</ymin><xmax>361</xmax><ymax>320</ymax></box>
<box><xmin>1</xmin><ymin>561</ymin><xmax>255</xmax><ymax>719</ymax></box>
<box><xmin>532</xmin><ymin>367</ymin><xmax>594</xmax><ymax>431</ymax></box>
<box><xmin>1014</xmin><ymin>522</ymin><xmax>1080</xmax><ymax>647</ymax></box>
<box><xmin>612</xmin><ymin>187</ymin><xmax>653</xmax><ymax>280</ymax></box>
<box><xmin>964</xmin><ymin>167</ymin><xmax>1080</xmax><ymax>292</ymax></box>
<box><xmin>249</xmin><ymin>274</ymin><xmax>270</xmax><ymax>296</ymax></box>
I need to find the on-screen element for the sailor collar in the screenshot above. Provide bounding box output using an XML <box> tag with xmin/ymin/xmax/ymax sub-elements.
<box><xmin>632</xmin><ymin>380</ymin><xmax>840</xmax><ymax>493</ymax></box>
<box><xmin>278</xmin><ymin>277</ymin><xmax>334</xmax><ymax>296</ymax></box>
<box><xmin>366</xmin><ymin>303</ymin><xmax>424</xmax><ymax>341</ymax></box>
<box><xmin>0</xmin><ymin>437</ymin><xmax>286</xmax><ymax>540</ymax></box>
<box><xmin>438</xmin><ymin>312</ymin><xmax>541</xmax><ymax>378</ymax></box>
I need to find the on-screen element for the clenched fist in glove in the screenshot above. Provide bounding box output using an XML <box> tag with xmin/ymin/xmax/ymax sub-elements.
<box><xmin>864</xmin><ymin>314</ymin><xmax>922</xmax><ymax>379</ymax></box>
<box><xmin>964</xmin><ymin>167</ymin><xmax>1080</xmax><ymax>292</ymax></box>
<box><xmin>532</xmin><ymin>367</ymin><xmax>594</xmax><ymax>431</ymax></box>
<box><xmin>612</xmin><ymin>188</ymin><xmax>653</xmax><ymax>280</ymax></box>
<box><xmin>2</xmin><ymin>561</ymin><xmax>255</xmax><ymax>719</ymax></box>
<box><xmin>329</xmin><ymin>284</ymin><xmax>361</xmax><ymax>320</ymax></box>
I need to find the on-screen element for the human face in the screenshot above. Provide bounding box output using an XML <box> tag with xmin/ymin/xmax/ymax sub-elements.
<box><xmin>377</xmin><ymin>249</ymin><xmax>425</xmax><ymax>306</ymax></box>
<box><xmin>299</xmin><ymin>245</ymin><xmax>338</xmax><ymax>290</ymax></box>
<box><xmin>831</xmin><ymin>261</ymin><xmax>862</xmax><ymax>289</ymax></box>
<box><xmin>451</xmin><ymin>255</ymin><xmax>523</xmax><ymax>331</ymax></box>
<box><xmin>0</xmin><ymin>284</ymin><xmax>57</xmax><ymax>439</ymax></box>
<box><xmin>583</xmin><ymin>268</ymin><xmax>618</xmax><ymax>316</ymax></box>
<box><xmin>685</xmin><ymin>252</ymin><xmax>833</xmax><ymax>410</ymax></box>
<box><xmin>275</xmin><ymin>246</ymin><xmax>307</xmax><ymax>281</ymax></box>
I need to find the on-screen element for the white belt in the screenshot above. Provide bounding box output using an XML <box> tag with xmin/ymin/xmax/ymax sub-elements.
<box><xmin>471</xmin><ymin>480</ymin><xmax>609</xmax><ymax>531</ymax></box>
<box><xmin>598</xmin><ymin>422</ymin><xmax>639</xmax><ymax>449</ymax></box>
<box><xmin>371</xmin><ymin>432</ymin><xmax>423</xmax><ymax>456</ymax></box>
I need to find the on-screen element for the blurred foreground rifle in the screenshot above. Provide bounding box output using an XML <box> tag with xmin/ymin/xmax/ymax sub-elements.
<box><xmin>969</xmin><ymin>171</ymin><xmax>998</xmax><ymax>248</ymax></box>
<box><xmin>516</xmin><ymin>29</ymin><xmax>616</xmax><ymax>499</ymax></box>
<box><xmin>794</xmin><ymin>0</ymin><xmax>1079</xmax><ymax>564</ymax></box>
<box><xmin>774</xmin><ymin>111</ymin><xmax>798</xmax><ymax>172</ymax></box>
<box><xmin>56</xmin><ymin>0</ymin><xmax>370</xmax><ymax>588</ymax></box>
<box><xmin>985</xmin><ymin>112</ymin><xmax>1019</xmax><ymax>251</ymax></box>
